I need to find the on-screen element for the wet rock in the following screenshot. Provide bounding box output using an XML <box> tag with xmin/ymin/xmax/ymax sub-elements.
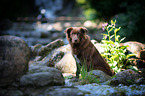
<box><xmin>110</xmin><ymin>69</ymin><xmax>144</xmax><ymax>86</ymax></box>
<box><xmin>88</xmin><ymin>70</ymin><xmax>112</xmax><ymax>83</ymax></box>
<box><xmin>120</xmin><ymin>41</ymin><xmax>145</xmax><ymax>58</ymax></box>
<box><xmin>55</xmin><ymin>52</ymin><xmax>76</xmax><ymax>73</ymax></box>
<box><xmin>0</xmin><ymin>35</ymin><xmax>30</xmax><ymax>87</ymax></box>
<box><xmin>76</xmin><ymin>83</ymin><xmax>125</xmax><ymax>96</ymax></box>
<box><xmin>116</xmin><ymin>84</ymin><xmax>145</xmax><ymax>96</ymax></box>
<box><xmin>20</xmin><ymin>67</ymin><xmax>65</xmax><ymax>87</ymax></box>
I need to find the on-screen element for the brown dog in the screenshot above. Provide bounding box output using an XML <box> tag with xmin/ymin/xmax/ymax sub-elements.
<box><xmin>64</xmin><ymin>27</ymin><xmax>114</xmax><ymax>78</ymax></box>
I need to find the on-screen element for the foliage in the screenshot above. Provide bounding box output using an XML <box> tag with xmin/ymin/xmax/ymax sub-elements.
<box><xmin>113</xmin><ymin>3</ymin><xmax>145</xmax><ymax>43</ymax></box>
<box><xmin>76</xmin><ymin>0</ymin><xmax>145</xmax><ymax>43</ymax></box>
<box><xmin>79</xmin><ymin>64</ymin><xmax>100</xmax><ymax>84</ymax></box>
<box><xmin>76</xmin><ymin>0</ymin><xmax>97</xmax><ymax>20</ymax></box>
<box><xmin>64</xmin><ymin>75</ymin><xmax>73</xmax><ymax>79</ymax></box>
<box><xmin>101</xmin><ymin>20</ymin><xmax>135</xmax><ymax>73</ymax></box>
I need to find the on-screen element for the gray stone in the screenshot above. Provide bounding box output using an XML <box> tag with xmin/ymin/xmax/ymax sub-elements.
<box><xmin>110</xmin><ymin>69</ymin><xmax>144</xmax><ymax>86</ymax></box>
<box><xmin>46</xmin><ymin>44</ymin><xmax>71</xmax><ymax>67</ymax></box>
<box><xmin>47</xmin><ymin>88</ymin><xmax>82</xmax><ymax>96</ymax></box>
<box><xmin>0</xmin><ymin>89</ymin><xmax>23</xmax><ymax>96</ymax></box>
<box><xmin>0</xmin><ymin>35</ymin><xmax>30</xmax><ymax>87</ymax></box>
<box><xmin>30</xmin><ymin>39</ymin><xmax>64</xmax><ymax>60</ymax></box>
<box><xmin>88</xmin><ymin>70</ymin><xmax>112</xmax><ymax>83</ymax></box>
<box><xmin>20</xmin><ymin>67</ymin><xmax>65</xmax><ymax>87</ymax></box>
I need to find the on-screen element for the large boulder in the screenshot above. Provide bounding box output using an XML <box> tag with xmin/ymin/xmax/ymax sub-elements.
<box><xmin>20</xmin><ymin>67</ymin><xmax>65</xmax><ymax>87</ymax></box>
<box><xmin>0</xmin><ymin>35</ymin><xmax>30</xmax><ymax>87</ymax></box>
<box><xmin>120</xmin><ymin>41</ymin><xmax>145</xmax><ymax>58</ymax></box>
<box><xmin>88</xmin><ymin>70</ymin><xmax>112</xmax><ymax>83</ymax></box>
<box><xmin>55</xmin><ymin>52</ymin><xmax>76</xmax><ymax>73</ymax></box>
<box><xmin>110</xmin><ymin>69</ymin><xmax>145</xmax><ymax>86</ymax></box>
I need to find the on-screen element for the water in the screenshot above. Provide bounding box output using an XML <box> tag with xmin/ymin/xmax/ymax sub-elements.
<box><xmin>35</xmin><ymin>0</ymin><xmax>63</xmax><ymax>18</ymax></box>
<box><xmin>64</xmin><ymin>78</ymin><xmax>145</xmax><ymax>96</ymax></box>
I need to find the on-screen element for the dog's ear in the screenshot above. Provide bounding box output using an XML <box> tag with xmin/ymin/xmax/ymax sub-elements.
<box><xmin>64</xmin><ymin>27</ymin><xmax>73</xmax><ymax>38</ymax></box>
<box><xmin>80</xmin><ymin>27</ymin><xmax>88</xmax><ymax>34</ymax></box>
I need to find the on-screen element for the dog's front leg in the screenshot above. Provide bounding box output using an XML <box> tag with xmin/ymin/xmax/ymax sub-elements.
<box><xmin>84</xmin><ymin>57</ymin><xmax>93</xmax><ymax>72</ymax></box>
<box><xmin>73</xmin><ymin>55</ymin><xmax>81</xmax><ymax>78</ymax></box>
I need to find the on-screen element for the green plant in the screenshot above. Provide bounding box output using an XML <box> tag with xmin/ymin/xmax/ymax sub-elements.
<box><xmin>79</xmin><ymin>64</ymin><xmax>100</xmax><ymax>84</ymax></box>
<box><xmin>64</xmin><ymin>75</ymin><xmax>73</xmax><ymax>79</ymax></box>
<box><xmin>76</xmin><ymin>60</ymin><xmax>100</xmax><ymax>84</ymax></box>
<box><xmin>101</xmin><ymin>20</ymin><xmax>134</xmax><ymax>73</ymax></box>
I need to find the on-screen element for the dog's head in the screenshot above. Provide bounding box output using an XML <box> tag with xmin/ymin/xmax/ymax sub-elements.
<box><xmin>64</xmin><ymin>27</ymin><xmax>88</xmax><ymax>44</ymax></box>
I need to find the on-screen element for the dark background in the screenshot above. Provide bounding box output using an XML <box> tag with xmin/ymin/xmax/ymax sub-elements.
<box><xmin>0</xmin><ymin>0</ymin><xmax>145</xmax><ymax>43</ymax></box>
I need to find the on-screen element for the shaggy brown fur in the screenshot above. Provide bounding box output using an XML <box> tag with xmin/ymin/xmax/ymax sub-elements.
<box><xmin>64</xmin><ymin>27</ymin><xmax>114</xmax><ymax>78</ymax></box>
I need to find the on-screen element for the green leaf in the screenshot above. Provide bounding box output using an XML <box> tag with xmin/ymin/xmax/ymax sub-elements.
<box><xmin>110</xmin><ymin>35</ymin><xmax>115</xmax><ymax>39</ymax></box>
<box><xmin>111</xmin><ymin>20</ymin><xmax>114</xmax><ymax>25</ymax></box>
<box><xmin>114</xmin><ymin>28</ymin><xmax>120</xmax><ymax>33</ymax></box>
<box><xmin>126</xmin><ymin>54</ymin><xmax>136</xmax><ymax>58</ymax></box>
<box><xmin>120</xmin><ymin>37</ymin><xmax>126</xmax><ymax>42</ymax></box>
<box><xmin>108</xmin><ymin>27</ymin><xmax>114</xmax><ymax>33</ymax></box>
<box><xmin>101</xmin><ymin>34</ymin><xmax>108</xmax><ymax>36</ymax></box>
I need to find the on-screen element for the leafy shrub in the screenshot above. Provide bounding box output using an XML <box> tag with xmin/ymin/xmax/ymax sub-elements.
<box><xmin>101</xmin><ymin>20</ymin><xmax>135</xmax><ymax>73</ymax></box>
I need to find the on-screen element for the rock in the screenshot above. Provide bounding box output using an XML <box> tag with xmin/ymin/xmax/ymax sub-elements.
<box><xmin>30</xmin><ymin>39</ymin><xmax>64</xmax><ymax>60</ymax></box>
<box><xmin>40</xmin><ymin>32</ymin><xmax>49</xmax><ymax>38</ymax></box>
<box><xmin>20</xmin><ymin>67</ymin><xmax>65</xmax><ymax>87</ymax></box>
<box><xmin>76</xmin><ymin>83</ymin><xmax>125</xmax><ymax>96</ymax></box>
<box><xmin>0</xmin><ymin>89</ymin><xmax>23</xmax><ymax>96</ymax></box>
<box><xmin>88</xmin><ymin>70</ymin><xmax>112</xmax><ymax>83</ymax></box>
<box><xmin>136</xmin><ymin>59</ymin><xmax>145</xmax><ymax>78</ymax></box>
<box><xmin>47</xmin><ymin>51</ymin><xmax>64</xmax><ymax>67</ymax></box>
<box><xmin>91</xmin><ymin>40</ymin><xmax>105</xmax><ymax>54</ymax></box>
<box><xmin>140</xmin><ymin>49</ymin><xmax>145</xmax><ymax>60</ymax></box>
<box><xmin>47</xmin><ymin>88</ymin><xmax>82</xmax><ymax>96</ymax></box>
<box><xmin>44</xmin><ymin>44</ymin><xmax>70</xmax><ymax>67</ymax></box>
<box><xmin>55</xmin><ymin>52</ymin><xmax>76</xmax><ymax>73</ymax></box>
<box><xmin>0</xmin><ymin>35</ymin><xmax>30</xmax><ymax>87</ymax></box>
<box><xmin>110</xmin><ymin>69</ymin><xmax>144</xmax><ymax>86</ymax></box>
<box><xmin>29</xmin><ymin>44</ymin><xmax>70</xmax><ymax>67</ymax></box>
<box><xmin>120</xmin><ymin>41</ymin><xmax>145</xmax><ymax>58</ymax></box>
<box><xmin>30</xmin><ymin>44</ymin><xmax>42</xmax><ymax>57</ymax></box>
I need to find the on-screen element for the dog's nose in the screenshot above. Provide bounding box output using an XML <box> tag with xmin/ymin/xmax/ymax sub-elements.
<box><xmin>75</xmin><ymin>39</ymin><xmax>78</xmax><ymax>42</ymax></box>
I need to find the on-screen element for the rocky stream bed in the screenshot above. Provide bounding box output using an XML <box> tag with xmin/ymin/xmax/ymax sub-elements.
<box><xmin>0</xmin><ymin>35</ymin><xmax>145</xmax><ymax>96</ymax></box>
<box><xmin>1</xmin><ymin>22</ymin><xmax>145</xmax><ymax>96</ymax></box>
